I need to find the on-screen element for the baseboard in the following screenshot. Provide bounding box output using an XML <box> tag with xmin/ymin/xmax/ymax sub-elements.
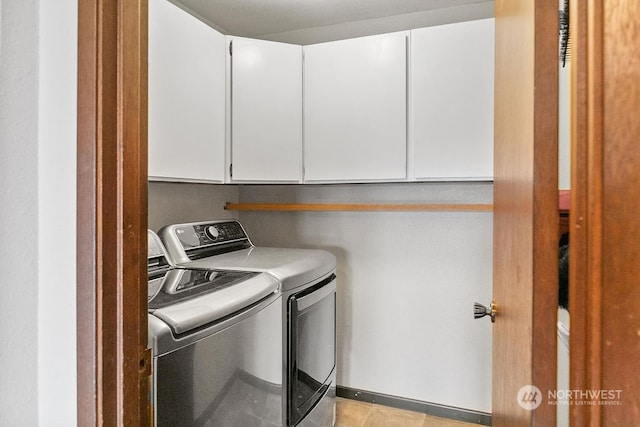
<box><xmin>336</xmin><ymin>386</ymin><xmax>492</xmax><ymax>426</ymax></box>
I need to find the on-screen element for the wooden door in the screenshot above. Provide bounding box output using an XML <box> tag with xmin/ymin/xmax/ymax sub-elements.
<box><xmin>491</xmin><ymin>1</ymin><xmax>558</xmax><ymax>425</ymax></box>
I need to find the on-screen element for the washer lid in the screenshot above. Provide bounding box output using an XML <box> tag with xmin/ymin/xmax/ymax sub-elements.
<box><xmin>149</xmin><ymin>268</ymin><xmax>278</xmax><ymax>334</ymax></box>
<box><xmin>182</xmin><ymin>247</ymin><xmax>337</xmax><ymax>291</ymax></box>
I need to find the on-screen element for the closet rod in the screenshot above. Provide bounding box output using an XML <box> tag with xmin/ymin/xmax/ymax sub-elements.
<box><xmin>225</xmin><ymin>202</ymin><xmax>493</xmax><ymax>212</ymax></box>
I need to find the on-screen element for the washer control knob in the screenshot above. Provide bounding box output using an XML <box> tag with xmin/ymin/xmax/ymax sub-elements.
<box><xmin>205</xmin><ymin>225</ymin><xmax>219</xmax><ymax>241</ymax></box>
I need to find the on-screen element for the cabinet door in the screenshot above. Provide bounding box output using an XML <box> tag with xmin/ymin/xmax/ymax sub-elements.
<box><xmin>230</xmin><ymin>37</ymin><xmax>302</xmax><ymax>182</ymax></box>
<box><xmin>148</xmin><ymin>0</ymin><xmax>226</xmax><ymax>182</ymax></box>
<box><xmin>303</xmin><ymin>32</ymin><xmax>408</xmax><ymax>182</ymax></box>
<box><xmin>411</xmin><ymin>19</ymin><xmax>494</xmax><ymax>180</ymax></box>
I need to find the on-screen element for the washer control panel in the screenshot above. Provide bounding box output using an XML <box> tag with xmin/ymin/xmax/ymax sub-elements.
<box><xmin>176</xmin><ymin>221</ymin><xmax>247</xmax><ymax>249</ymax></box>
<box><xmin>158</xmin><ymin>220</ymin><xmax>252</xmax><ymax>264</ymax></box>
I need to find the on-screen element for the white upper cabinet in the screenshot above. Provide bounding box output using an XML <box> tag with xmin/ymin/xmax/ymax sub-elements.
<box><xmin>410</xmin><ymin>18</ymin><xmax>494</xmax><ymax>180</ymax></box>
<box><xmin>230</xmin><ymin>37</ymin><xmax>303</xmax><ymax>182</ymax></box>
<box><xmin>147</xmin><ymin>5</ymin><xmax>494</xmax><ymax>184</ymax></box>
<box><xmin>303</xmin><ymin>32</ymin><xmax>408</xmax><ymax>182</ymax></box>
<box><xmin>148</xmin><ymin>0</ymin><xmax>226</xmax><ymax>182</ymax></box>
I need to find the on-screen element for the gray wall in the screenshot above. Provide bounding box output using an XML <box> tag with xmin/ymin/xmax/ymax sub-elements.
<box><xmin>148</xmin><ymin>182</ymin><xmax>494</xmax><ymax>411</ymax></box>
<box><xmin>148</xmin><ymin>182</ymin><xmax>239</xmax><ymax>231</ymax></box>
<box><xmin>236</xmin><ymin>182</ymin><xmax>493</xmax><ymax>412</ymax></box>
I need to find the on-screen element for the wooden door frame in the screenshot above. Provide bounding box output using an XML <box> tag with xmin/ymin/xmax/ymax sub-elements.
<box><xmin>77</xmin><ymin>0</ymin><xmax>150</xmax><ymax>424</ymax></box>
<box><xmin>567</xmin><ymin>1</ymin><xmax>599</xmax><ymax>424</ymax></box>
<box><xmin>73</xmin><ymin>0</ymin><xmax>640</xmax><ymax>425</ymax></box>
<box><xmin>570</xmin><ymin>0</ymin><xmax>640</xmax><ymax>425</ymax></box>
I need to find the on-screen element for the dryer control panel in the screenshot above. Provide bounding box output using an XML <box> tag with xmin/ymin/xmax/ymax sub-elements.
<box><xmin>158</xmin><ymin>220</ymin><xmax>253</xmax><ymax>264</ymax></box>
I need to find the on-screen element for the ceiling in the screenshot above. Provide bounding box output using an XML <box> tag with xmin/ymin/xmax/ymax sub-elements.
<box><xmin>172</xmin><ymin>0</ymin><xmax>494</xmax><ymax>44</ymax></box>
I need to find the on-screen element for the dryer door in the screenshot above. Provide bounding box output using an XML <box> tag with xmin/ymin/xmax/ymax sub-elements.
<box><xmin>287</xmin><ymin>274</ymin><xmax>336</xmax><ymax>426</ymax></box>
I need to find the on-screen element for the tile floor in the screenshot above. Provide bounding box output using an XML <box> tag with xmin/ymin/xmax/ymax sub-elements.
<box><xmin>335</xmin><ymin>398</ymin><xmax>478</xmax><ymax>427</ymax></box>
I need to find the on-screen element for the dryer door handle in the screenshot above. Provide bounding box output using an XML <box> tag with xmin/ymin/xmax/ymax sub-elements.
<box><xmin>295</xmin><ymin>279</ymin><xmax>336</xmax><ymax>311</ymax></box>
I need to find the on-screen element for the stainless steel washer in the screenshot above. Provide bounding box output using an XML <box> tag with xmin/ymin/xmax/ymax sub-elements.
<box><xmin>158</xmin><ymin>221</ymin><xmax>337</xmax><ymax>427</ymax></box>
<box><xmin>147</xmin><ymin>231</ymin><xmax>283</xmax><ymax>426</ymax></box>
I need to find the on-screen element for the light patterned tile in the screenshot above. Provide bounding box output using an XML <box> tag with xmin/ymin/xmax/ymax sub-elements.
<box><xmin>362</xmin><ymin>405</ymin><xmax>426</xmax><ymax>427</ymax></box>
<box><xmin>423</xmin><ymin>414</ymin><xmax>478</xmax><ymax>427</ymax></box>
<box><xmin>335</xmin><ymin>397</ymin><xmax>372</xmax><ymax>427</ymax></box>
<box><xmin>335</xmin><ymin>398</ymin><xmax>479</xmax><ymax>427</ymax></box>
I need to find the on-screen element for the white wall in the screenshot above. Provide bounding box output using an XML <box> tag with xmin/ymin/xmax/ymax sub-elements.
<box><xmin>558</xmin><ymin>62</ymin><xmax>571</xmax><ymax>190</ymax></box>
<box><xmin>0</xmin><ymin>1</ymin><xmax>40</xmax><ymax>424</ymax></box>
<box><xmin>237</xmin><ymin>183</ymin><xmax>493</xmax><ymax>412</ymax></box>
<box><xmin>0</xmin><ymin>0</ymin><xmax>77</xmax><ymax>425</ymax></box>
<box><xmin>38</xmin><ymin>0</ymin><xmax>77</xmax><ymax>424</ymax></box>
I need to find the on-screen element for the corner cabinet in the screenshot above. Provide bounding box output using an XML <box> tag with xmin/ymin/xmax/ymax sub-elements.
<box><xmin>148</xmin><ymin>0</ymin><xmax>226</xmax><ymax>182</ymax></box>
<box><xmin>410</xmin><ymin>18</ymin><xmax>494</xmax><ymax>181</ymax></box>
<box><xmin>303</xmin><ymin>32</ymin><xmax>408</xmax><ymax>182</ymax></box>
<box><xmin>229</xmin><ymin>38</ymin><xmax>303</xmax><ymax>182</ymax></box>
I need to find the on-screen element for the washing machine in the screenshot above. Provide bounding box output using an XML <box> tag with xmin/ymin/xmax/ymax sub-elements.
<box><xmin>158</xmin><ymin>220</ymin><xmax>337</xmax><ymax>427</ymax></box>
<box><xmin>147</xmin><ymin>230</ymin><xmax>283</xmax><ymax>426</ymax></box>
